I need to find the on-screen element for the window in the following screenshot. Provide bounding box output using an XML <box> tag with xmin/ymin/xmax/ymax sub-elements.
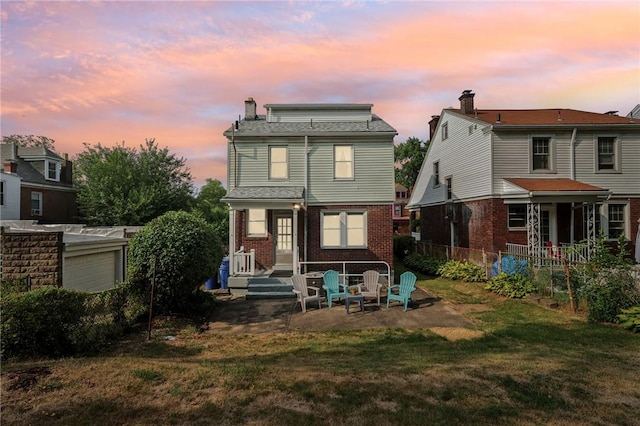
<box><xmin>606</xmin><ymin>204</ymin><xmax>626</xmax><ymax>239</ymax></box>
<box><xmin>508</xmin><ymin>204</ymin><xmax>527</xmax><ymax>229</ymax></box>
<box><xmin>0</xmin><ymin>180</ymin><xmax>4</xmax><ymax>206</ymax></box>
<box><xmin>247</xmin><ymin>209</ymin><xmax>267</xmax><ymax>236</ymax></box>
<box><xmin>394</xmin><ymin>204</ymin><xmax>402</xmax><ymax>216</ymax></box>
<box><xmin>31</xmin><ymin>192</ymin><xmax>42</xmax><ymax>216</ymax></box>
<box><xmin>334</xmin><ymin>145</ymin><xmax>353</xmax><ymax>179</ymax></box>
<box><xmin>433</xmin><ymin>161</ymin><xmax>440</xmax><ymax>186</ymax></box>
<box><xmin>596</xmin><ymin>136</ymin><xmax>618</xmax><ymax>172</ymax></box>
<box><xmin>269</xmin><ymin>146</ymin><xmax>288</xmax><ymax>179</ymax></box>
<box><xmin>531</xmin><ymin>137</ymin><xmax>552</xmax><ymax>171</ymax></box>
<box><xmin>396</xmin><ymin>190</ymin><xmax>407</xmax><ymax>199</ymax></box>
<box><xmin>321</xmin><ymin>211</ymin><xmax>367</xmax><ymax>248</ymax></box>
<box><xmin>45</xmin><ymin>160</ymin><xmax>60</xmax><ymax>181</ymax></box>
<box><xmin>442</xmin><ymin>122</ymin><xmax>449</xmax><ymax>140</ymax></box>
<box><xmin>445</xmin><ymin>176</ymin><xmax>452</xmax><ymax>200</ymax></box>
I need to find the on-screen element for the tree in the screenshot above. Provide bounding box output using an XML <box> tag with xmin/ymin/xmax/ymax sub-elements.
<box><xmin>74</xmin><ymin>139</ymin><xmax>194</xmax><ymax>226</ymax></box>
<box><xmin>194</xmin><ymin>179</ymin><xmax>229</xmax><ymax>244</ymax></box>
<box><xmin>394</xmin><ymin>137</ymin><xmax>429</xmax><ymax>189</ymax></box>
<box><xmin>128</xmin><ymin>211</ymin><xmax>222</xmax><ymax>314</ymax></box>
<box><xmin>2</xmin><ymin>134</ymin><xmax>57</xmax><ymax>151</ymax></box>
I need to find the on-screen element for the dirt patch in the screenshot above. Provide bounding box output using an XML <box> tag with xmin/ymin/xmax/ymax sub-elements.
<box><xmin>3</xmin><ymin>366</ymin><xmax>51</xmax><ymax>392</ymax></box>
<box><xmin>447</xmin><ymin>303</ymin><xmax>492</xmax><ymax>314</ymax></box>
<box><xmin>429</xmin><ymin>327</ymin><xmax>485</xmax><ymax>341</ymax></box>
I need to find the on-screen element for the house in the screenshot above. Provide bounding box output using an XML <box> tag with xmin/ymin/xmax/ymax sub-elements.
<box><xmin>408</xmin><ymin>90</ymin><xmax>640</xmax><ymax>261</ymax></box>
<box><xmin>221</xmin><ymin>98</ymin><xmax>397</xmax><ymax>291</ymax></box>
<box><xmin>393</xmin><ymin>183</ymin><xmax>411</xmax><ymax>235</ymax></box>
<box><xmin>1</xmin><ymin>143</ymin><xmax>78</xmax><ymax>223</ymax></box>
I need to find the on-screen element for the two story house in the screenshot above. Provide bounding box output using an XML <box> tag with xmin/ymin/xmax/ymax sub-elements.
<box><xmin>221</xmin><ymin>98</ymin><xmax>397</xmax><ymax>288</ymax></box>
<box><xmin>408</xmin><ymin>90</ymin><xmax>640</xmax><ymax>261</ymax></box>
<box><xmin>1</xmin><ymin>143</ymin><xmax>77</xmax><ymax>223</ymax></box>
<box><xmin>393</xmin><ymin>183</ymin><xmax>412</xmax><ymax>235</ymax></box>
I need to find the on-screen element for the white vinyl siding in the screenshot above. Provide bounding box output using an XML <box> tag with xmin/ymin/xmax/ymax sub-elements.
<box><xmin>321</xmin><ymin>211</ymin><xmax>367</xmax><ymax>248</ymax></box>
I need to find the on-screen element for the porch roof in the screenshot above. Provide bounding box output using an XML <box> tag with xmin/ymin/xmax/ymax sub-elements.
<box><xmin>222</xmin><ymin>186</ymin><xmax>305</xmax><ymax>208</ymax></box>
<box><xmin>502</xmin><ymin>178</ymin><xmax>611</xmax><ymax>202</ymax></box>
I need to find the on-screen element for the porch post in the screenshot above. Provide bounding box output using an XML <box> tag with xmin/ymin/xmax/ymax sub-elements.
<box><xmin>292</xmin><ymin>207</ymin><xmax>299</xmax><ymax>274</ymax></box>
<box><xmin>526</xmin><ymin>202</ymin><xmax>541</xmax><ymax>257</ymax></box>
<box><xmin>585</xmin><ymin>203</ymin><xmax>597</xmax><ymax>260</ymax></box>
<box><xmin>228</xmin><ymin>208</ymin><xmax>236</xmax><ymax>275</ymax></box>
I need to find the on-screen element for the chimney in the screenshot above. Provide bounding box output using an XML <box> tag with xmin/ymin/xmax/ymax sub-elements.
<box><xmin>459</xmin><ymin>90</ymin><xmax>475</xmax><ymax>114</ymax></box>
<box><xmin>244</xmin><ymin>97</ymin><xmax>257</xmax><ymax>120</ymax></box>
<box><xmin>428</xmin><ymin>115</ymin><xmax>440</xmax><ymax>141</ymax></box>
<box><xmin>3</xmin><ymin>161</ymin><xmax>17</xmax><ymax>174</ymax></box>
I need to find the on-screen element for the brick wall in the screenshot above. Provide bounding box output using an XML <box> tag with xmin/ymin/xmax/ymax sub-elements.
<box><xmin>1</xmin><ymin>228</ymin><xmax>63</xmax><ymax>288</ymax></box>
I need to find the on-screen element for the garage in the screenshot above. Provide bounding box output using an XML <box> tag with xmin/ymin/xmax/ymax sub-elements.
<box><xmin>63</xmin><ymin>234</ymin><xmax>127</xmax><ymax>292</ymax></box>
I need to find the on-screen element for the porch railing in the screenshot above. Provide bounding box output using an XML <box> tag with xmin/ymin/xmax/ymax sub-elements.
<box><xmin>298</xmin><ymin>260</ymin><xmax>392</xmax><ymax>285</ymax></box>
<box><xmin>234</xmin><ymin>246</ymin><xmax>255</xmax><ymax>276</ymax></box>
<box><xmin>506</xmin><ymin>243</ymin><xmax>589</xmax><ymax>266</ymax></box>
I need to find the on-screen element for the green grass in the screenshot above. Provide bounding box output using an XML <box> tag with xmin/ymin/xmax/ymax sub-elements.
<box><xmin>2</xmin><ymin>272</ymin><xmax>639</xmax><ymax>425</ymax></box>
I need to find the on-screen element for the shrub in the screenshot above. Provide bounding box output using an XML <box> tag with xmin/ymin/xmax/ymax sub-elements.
<box><xmin>393</xmin><ymin>235</ymin><xmax>416</xmax><ymax>259</ymax></box>
<box><xmin>128</xmin><ymin>211</ymin><xmax>222</xmax><ymax>315</ymax></box>
<box><xmin>485</xmin><ymin>272</ymin><xmax>535</xmax><ymax>298</ymax></box>
<box><xmin>617</xmin><ymin>306</ymin><xmax>640</xmax><ymax>333</ymax></box>
<box><xmin>437</xmin><ymin>260</ymin><xmax>486</xmax><ymax>282</ymax></box>
<box><xmin>1</xmin><ymin>286</ymin><xmax>87</xmax><ymax>359</ymax></box>
<box><xmin>403</xmin><ymin>252</ymin><xmax>445</xmax><ymax>276</ymax></box>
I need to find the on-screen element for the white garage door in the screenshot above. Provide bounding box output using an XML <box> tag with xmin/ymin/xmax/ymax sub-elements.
<box><xmin>64</xmin><ymin>251</ymin><xmax>116</xmax><ymax>292</ymax></box>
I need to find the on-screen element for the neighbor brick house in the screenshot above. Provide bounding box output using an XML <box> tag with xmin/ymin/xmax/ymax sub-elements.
<box><xmin>221</xmin><ymin>98</ymin><xmax>397</xmax><ymax>285</ymax></box>
<box><xmin>1</xmin><ymin>143</ymin><xmax>77</xmax><ymax>223</ymax></box>
<box><xmin>408</xmin><ymin>90</ymin><xmax>640</xmax><ymax>260</ymax></box>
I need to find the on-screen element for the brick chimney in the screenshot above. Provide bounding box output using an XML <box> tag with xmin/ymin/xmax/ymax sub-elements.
<box><xmin>244</xmin><ymin>97</ymin><xmax>257</xmax><ymax>120</ymax></box>
<box><xmin>459</xmin><ymin>90</ymin><xmax>475</xmax><ymax>114</ymax></box>
<box><xmin>428</xmin><ymin>115</ymin><xmax>440</xmax><ymax>141</ymax></box>
<box><xmin>3</xmin><ymin>161</ymin><xmax>17</xmax><ymax>173</ymax></box>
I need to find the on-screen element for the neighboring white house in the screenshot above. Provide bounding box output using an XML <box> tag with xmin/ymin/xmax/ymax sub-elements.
<box><xmin>1</xmin><ymin>171</ymin><xmax>21</xmax><ymax>220</ymax></box>
<box><xmin>408</xmin><ymin>90</ymin><xmax>640</xmax><ymax>261</ymax></box>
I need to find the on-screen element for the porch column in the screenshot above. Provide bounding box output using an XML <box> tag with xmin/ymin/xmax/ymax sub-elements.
<box><xmin>526</xmin><ymin>203</ymin><xmax>541</xmax><ymax>257</ymax></box>
<box><xmin>228</xmin><ymin>208</ymin><xmax>236</xmax><ymax>275</ymax></box>
<box><xmin>585</xmin><ymin>203</ymin><xmax>597</xmax><ymax>260</ymax></box>
<box><xmin>292</xmin><ymin>207</ymin><xmax>299</xmax><ymax>274</ymax></box>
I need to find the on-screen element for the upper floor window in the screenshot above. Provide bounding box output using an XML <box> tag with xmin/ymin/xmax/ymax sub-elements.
<box><xmin>394</xmin><ymin>204</ymin><xmax>402</xmax><ymax>216</ymax></box>
<box><xmin>0</xmin><ymin>180</ymin><xmax>4</xmax><ymax>206</ymax></box>
<box><xmin>508</xmin><ymin>204</ymin><xmax>527</xmax><ymax>229</ymax></box>
<box><xmin>445</xmin><ymin>176</ymin><xmax>452</xmax><ymax>200</ymax></box>
<box><xmin>321</xmin><ymin>211</ymin><xmax>367</xmax><ymax>248</ymax></box>
<box><xmin>433</xmin><ymin>161</ymin><xmax>440</xmax><ymax>186</ymax></box>
<box><xmin>334</xmin><ymin>145</ymin><xmax>353</xmax><ymax>179</ymax></box>
<box><xmin>46</xmin><ymin>160</ymin><xmax>61</xmax><ymax>181</ymax></box>
<box><xmin>31</xmin><ymin>191</ymin><xmax>43</xmax><ymax>216</ymax></box>
<box><xmin>596</xmin><ymin>136</ymin><xmax>619</xmax><ymax>172</ymax></box>
<box><xmin>531</xmin><ymin>136</ymin><xmax>554</xmax><ymax>172</ymax></box>
<box><xmin>269</xmin><ymin>146</ymin><xmax>288</xmax><ymax>179</ymax></box>
<box><xmin>395</xmin><ymin>190</ymin><xmax>407</xmax><ymax>199</ymax></box>
<box><xmin>442</xmin><ymin>122</ymin><xmax>449</xmax><ymax>140</ymax></box>
<box><xmin>247</xmin><ymin>209</ymin><xmax>267</xmax><ymax>237</ymax></box>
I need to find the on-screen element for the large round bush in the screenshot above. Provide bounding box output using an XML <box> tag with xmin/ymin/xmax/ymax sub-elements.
<box><xmin>128</xmin><ymin>211</ymin><xmax>222</xmax><ymax>314</ymax></box>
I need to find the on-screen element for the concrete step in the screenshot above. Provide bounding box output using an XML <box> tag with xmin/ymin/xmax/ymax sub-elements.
<box><xmin>245</xmin><ymin>281</ymin><xmax>295</xmax><ymax>300</ymax></box>
<box><xmin>246</xmin><ymin>291</ymin><xmax>296</xmax><ymax>300</ymax></box>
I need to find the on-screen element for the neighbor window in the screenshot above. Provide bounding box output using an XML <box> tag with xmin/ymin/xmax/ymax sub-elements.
<box><xmin>334</xmin><ymin>145</ymin><xmax>353</xmax><ymax>179</ymax></box>
<box><xmin>394</xmin><ymin>204</ymin><xmax>402</xmax><ymax>216</ymax></box>
<box><xmin>321</xmin><ymin>211</ymin><xmax>367</xmax><ymax>248</ymax></box>
<box><xmin>596</xmin><ymin>136</ymin><xmax>618</xmax><ymax>172</ymax></box>
<box><xmin>0</xmin><ymin>180</ymin><xmax>4</xmax><ymax>206</ymax></box>
<box><xmin>433</xmin><ymin>161</ymin><xmax>440</xmax><ymax>186</ymax></box>
<box><xmin>531</xmin><ymin>136</ymin><xmax>552</xmax><ymax>171</ymax></box>
<box><xmin>45</xmin><ymin>160</ymin><xmax>60</xmax><ymax>181</ymax></box>
<box><xmin>508</xmin><ymin>204</ymin><xmax>527</xmax><ymax>229</ymax></box>
<box><xmin>605</xmin><ymin>204</ymin><xmax>626</xmax><ymax>239</ymax></box>
<box><xmin>31</xmin><ymin>191</ymin><xmax>42</xmax><ymax>216</ymax></box>
<box><xmin>269</xmin><ymin>146</ymin><xmax>288</xmax><ymax>179</ymax></box>
<box><xmin>445</xmin><ymin>176</ymin><xmax>452</xmax><ymax>200</ymax></box>
<box><xmin>247</xmin><ymin>209</ymin><xmax>267</xmax><ymax>236</ymax></box>
<box><xmin>442</xmin><ymin>122</ymin><xmax>449</xmax><ymax>140</ymax></box>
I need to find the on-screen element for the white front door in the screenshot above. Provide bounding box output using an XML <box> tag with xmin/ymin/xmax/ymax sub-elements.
<box><xmin>274</xmin><ymin>213</ymin><xmax>293</xmax><ymax>266</ymax></box>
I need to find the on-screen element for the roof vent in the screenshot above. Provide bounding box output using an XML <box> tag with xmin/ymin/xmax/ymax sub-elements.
<box><xmin>496</xmin><ymin>113</ymin><xmax>501</xmax><ymax>123</ymax></box>
<box><xmin>605</xmin><ymin>110</ymin><xmax>619</xmax><ymax>115</ymax></box>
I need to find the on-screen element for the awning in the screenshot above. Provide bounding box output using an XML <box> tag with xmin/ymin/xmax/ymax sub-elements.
<box><xmin>221</xmin><ymin>186</ymin><xmax>305</xmax><ymax>210</ymax></box>
<box><xmin>501</xmin><ymin>178</ymin><xmax>611</xmax><ymax>203</ymax></box>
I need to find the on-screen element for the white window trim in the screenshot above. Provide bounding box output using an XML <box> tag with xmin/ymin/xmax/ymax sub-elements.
<box><xmin>246</xmin><ymin>209</ymin><xmax>267</xmax><ymax>237</ymax></box>
<box><xmin>445</xmin><ymin>175</ymin><xmax>452</xmax><ymax>200</ymax></box>
<box><xmin>333</xmin><ymin>145</ymin><xmax>354</xmax><ymax>180</ymax></box>
<box><xmin>529</xmin><ymin>134</ymin><xmax>556</xmax><ymax>174</ymax></box>
<box><xmin>321</xmin><ymin>210</ymin><xmax>367</xmax><ymax>249</ymax></box>
<box><xmin>31</xmin><ymin>191</ymin><xmax>43</xmax><ymax>216</ymax></box>
<box><xmin>599</xmin><ymin>202</ymin><xmax>629</xmax><ymax>240</ymax></box>
<box><xmin>269</xmin><ymin>146</ymin><xmax>289</xmax><ymax>180</ymax></box>
<box><xmin>442</xmin><ymin>122</ymin><xmax>449</xmax><ymax>140</ymax></box>
<box><xmin>594</xmin><ymin>134</ymin><xmax>621</xmax><ymax>173</ymax></box>
<box><xmin>507</xmin><ymin>204</ymin><xmax>527</xmax><ymax>230</ymax></box>
<box><xmin>433</xmin><ymin>160</ymin><xmax>440</xmax><ymax>187</ymax></box>
<box><xmin>45</xmin><ymin>159</ymin><xmax>61</xmax><ymax>181</ymax></box>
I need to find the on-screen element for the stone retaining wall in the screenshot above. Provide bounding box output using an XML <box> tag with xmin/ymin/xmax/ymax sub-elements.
<box><xmin>1</xmin><ymin>228</ymin><xmax>63</xmax><ymax>288</ymax></box>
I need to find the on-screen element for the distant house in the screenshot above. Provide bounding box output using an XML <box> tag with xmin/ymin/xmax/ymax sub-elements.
<box><xmin>393</xmin><ymin>183</ymin><xmax>411</xmax><ymax>235</ymax></box>
<box><xmin>1</xmin><ymin>143</ymin><xmax>77</xmax><ymax>223</ymax></box>
<box><xmin>408</xmin><ymin>90</ymin><xmax>640</xmax><ymax>260</ymax></box>
<box><xmin>221</xmin><ymin>98</ymin><xmax>397</xmax><ymax>288</ymax></box>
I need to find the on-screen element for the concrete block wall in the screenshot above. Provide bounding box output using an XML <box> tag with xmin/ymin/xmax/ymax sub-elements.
<box><xmin>1</xmin><ymin>228</ymin><xmax>63</xmax><ymax>288</ymax></box>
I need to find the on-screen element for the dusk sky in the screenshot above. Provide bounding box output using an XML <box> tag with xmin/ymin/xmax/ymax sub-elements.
<box><xmin>1</xmin><ymin>1</ymin><xmax>639</xmax><ymax>189</ymax></box>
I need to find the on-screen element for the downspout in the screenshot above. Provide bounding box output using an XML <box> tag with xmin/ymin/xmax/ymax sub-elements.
<box><xmin>230</xmin><ymin>123</ymin><xmax>238</xmax><ymax>275</ymax></box>
<box><xmin>570</xmin><ymin>127</ymin><xmax>577</xmax><ymax>243</ymax></box>
<box><xmin>304</xmin><ymin>135</ymin><xmax>309</xmax><ymax>269</ymax></box>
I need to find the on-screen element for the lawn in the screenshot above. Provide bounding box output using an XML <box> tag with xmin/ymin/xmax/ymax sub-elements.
<box><xmin>2</xmin><ymin>276</ymin><xmax>639</xmax><ymax>425</ymax></box>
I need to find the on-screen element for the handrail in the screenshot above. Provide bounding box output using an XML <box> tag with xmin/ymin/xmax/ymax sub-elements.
<box><xmin>234</xmin><ymin>246</ymin><xmax>255</xmax><ymax>276</ymax></box>
<box><xmin>298</xmin><ymin>260</ymin><xmax>392</xmax><ymax>285</ymax></box>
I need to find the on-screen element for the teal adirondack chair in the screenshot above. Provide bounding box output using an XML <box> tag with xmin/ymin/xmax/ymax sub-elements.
<box><xmin>322</xmin><ymin>270</ymin><xmax>348</xmax><ymax>308</ymax></box>
<box><xmin>386</xmin><ymin>271</ymin><xmax>417</xmax><ymax>311</ymax></box>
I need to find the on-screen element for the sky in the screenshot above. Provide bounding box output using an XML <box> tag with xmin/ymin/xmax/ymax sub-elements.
<box><xmin>1</xmin><ymin>0</ymin><xmax>639</xmax><ymax>190</ymax></box>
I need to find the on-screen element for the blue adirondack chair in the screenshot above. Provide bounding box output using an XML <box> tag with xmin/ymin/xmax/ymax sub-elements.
<box><xmin>386</xmin><ymin>271</ymin><xmax>417</xmax><ymax>311</ymax></box>
<box><xmin>322</xmin><ymin>270</ymin><xmax>348</xmax><ymax>308</ymax></box>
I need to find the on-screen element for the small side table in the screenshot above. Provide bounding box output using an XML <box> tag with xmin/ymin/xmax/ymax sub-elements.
<box><xmin>345</xmin><ymin>293</ymin><xmax>364</xmax><ymax>314</ymax></box>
